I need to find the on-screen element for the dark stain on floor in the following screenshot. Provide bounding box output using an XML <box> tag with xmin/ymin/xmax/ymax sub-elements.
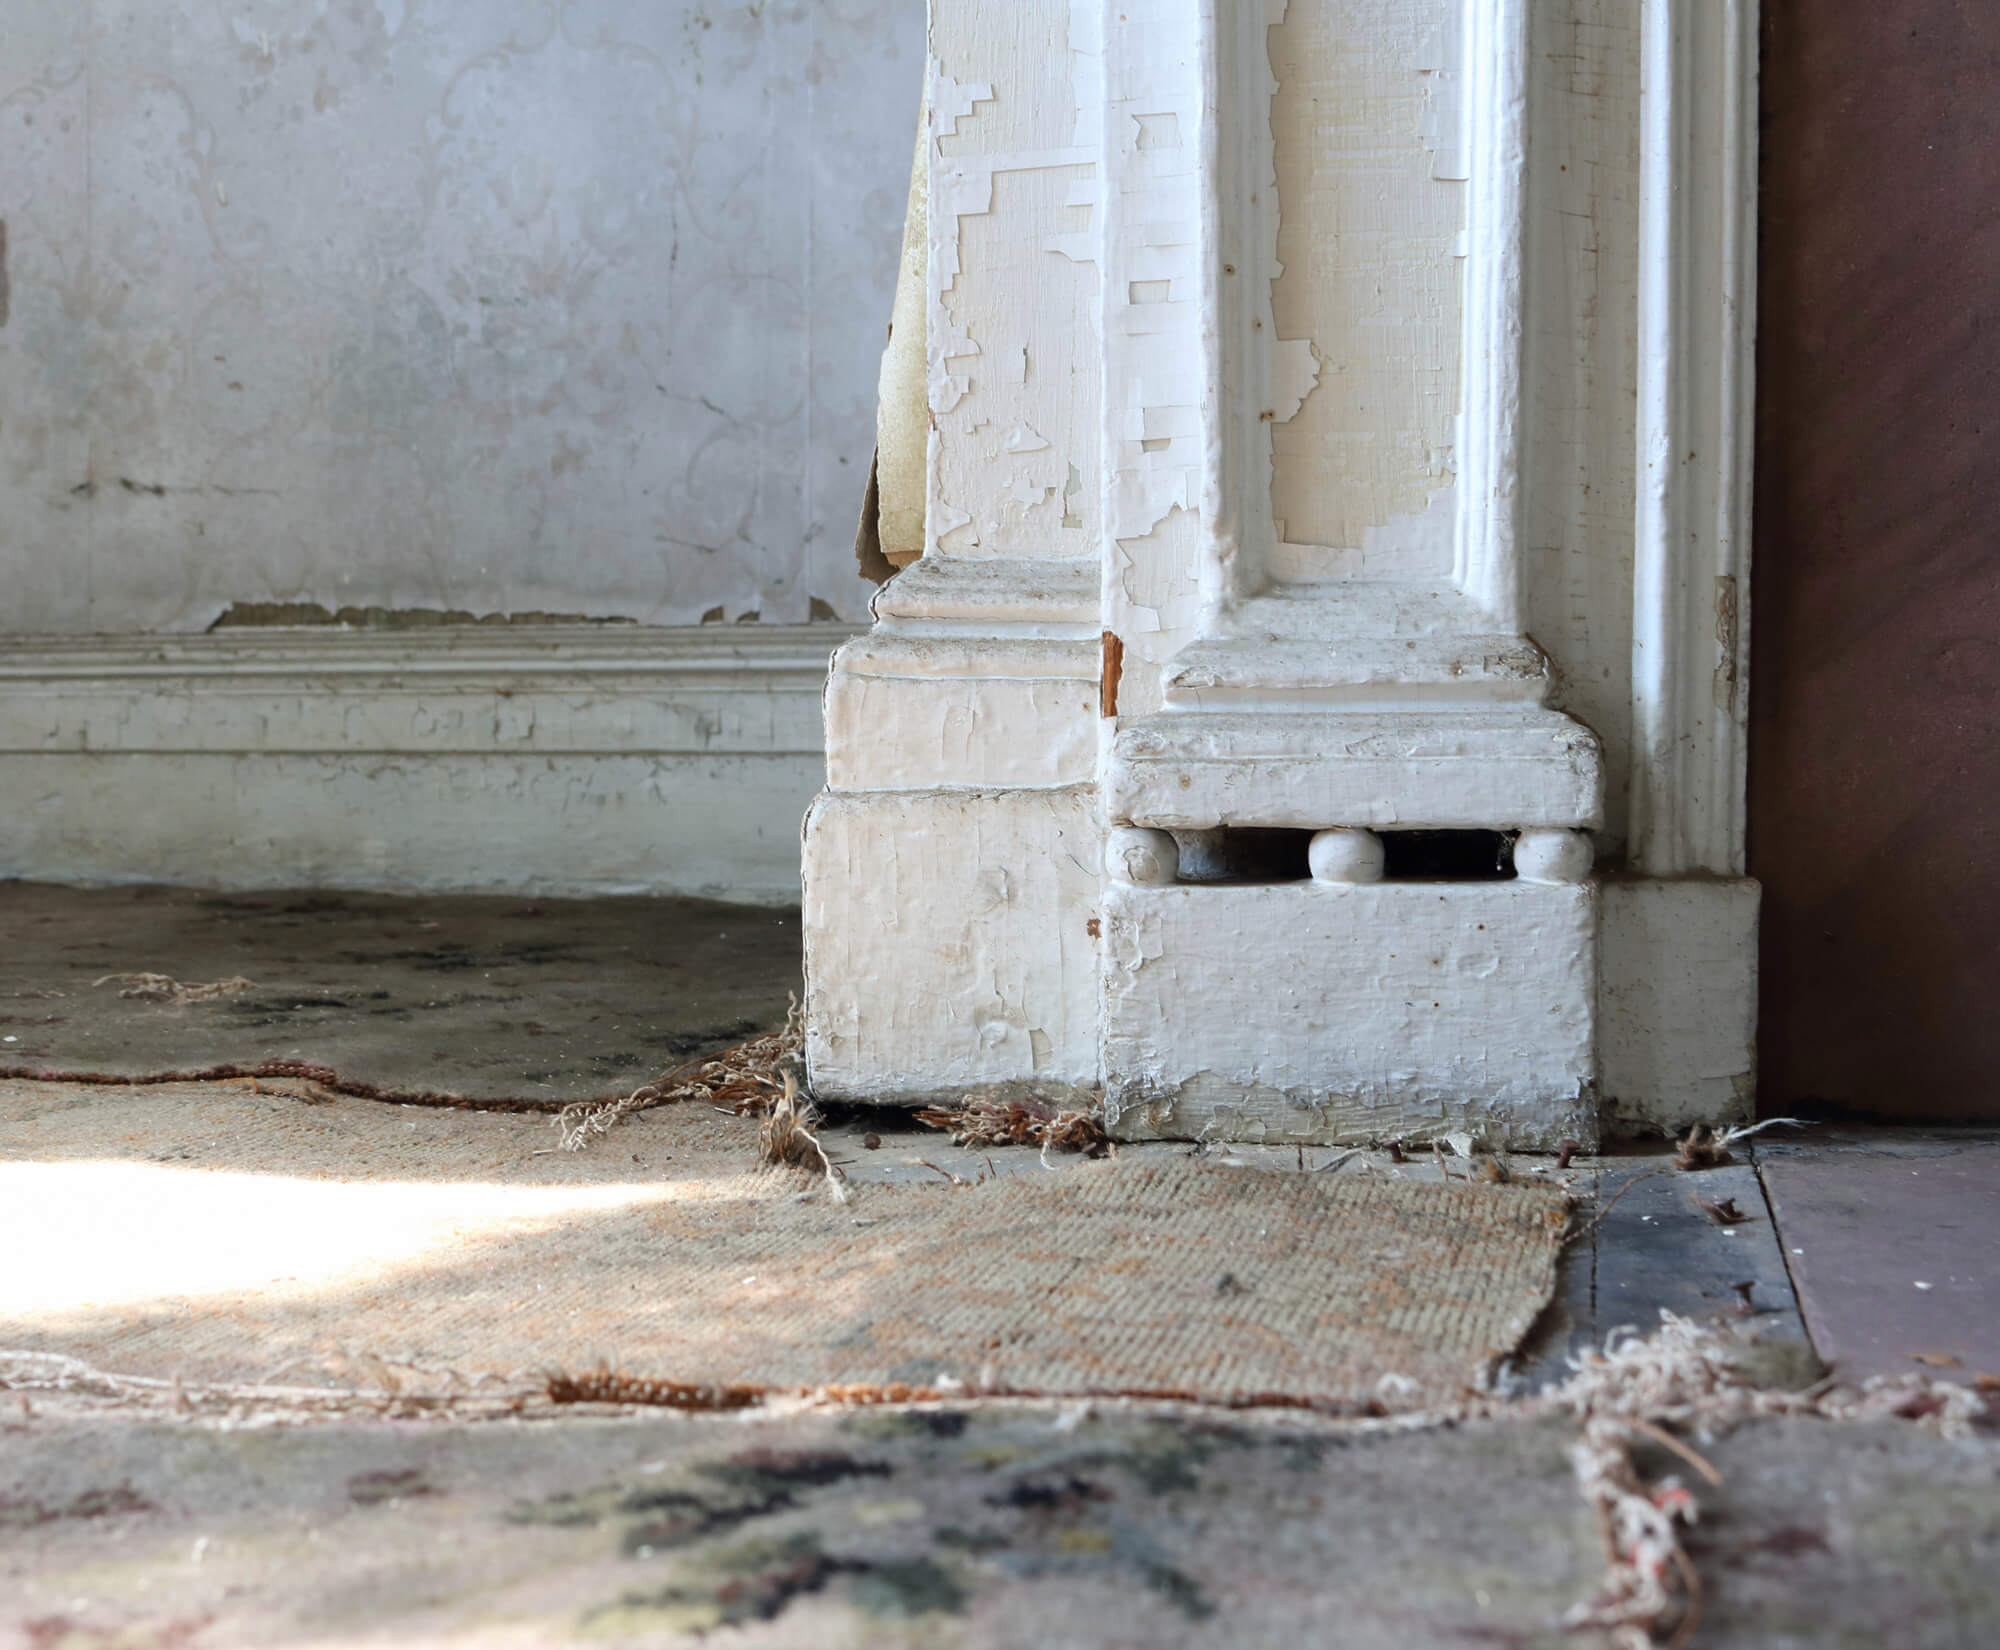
<box><xmin>0</xmin><ymin>882</ymin><xmax>800</xmax><ymax>1102</ymax></box>
<box><xmin>0</xmin><ymin>1484</ymin><xmax>157</xmax><ymax>1528</ymax></box>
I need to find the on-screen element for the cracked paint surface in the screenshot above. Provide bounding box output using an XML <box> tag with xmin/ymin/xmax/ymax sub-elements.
<box><xmin>928</xmin><ymin>0</ymin><xmax>1102</xmax><ymax>559</ymax></box>
<box><xmin>1097</xmin><ymin>3</ymin><xmax>1211</xmax><ymax>717</ymax></box>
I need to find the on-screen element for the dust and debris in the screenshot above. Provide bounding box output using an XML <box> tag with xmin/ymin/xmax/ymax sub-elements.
<box><xmin>93</xmin><ymin>973</ymin><xmax>256</xmax><ymax>1005</ymax></box>
<box><xmin>1674</xmin><ymin>1118</ymin><xmax>1809</xmax><ymax>1172</ymax></box>
<box><xmin>915</xmin><ymin>1092</ymin><xmax>1110</xmax><ymax>1158</ymax></box>
<box><xmin>913</xmin><ymin>1157</ymin><xmax>1002</xmax><ymax>1188</ymax></box>
<box><xmin>1565</xmin><ymin>1118</ymin><xmax>1806</xmax><ymax>1248</ymax></box>
<box><xmin>555</xmin><ymin>998</ymin><xmax>802</xmax><ymax>1150</ymax></box>
<box><xmin>758</xmin><ymin>1071</ymin><xmax>849</xmax><ymax>1204</ymax></box>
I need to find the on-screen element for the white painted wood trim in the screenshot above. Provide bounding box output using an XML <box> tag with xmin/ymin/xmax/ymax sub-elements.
<box><xmin>1629</xmin><ymin>0</ymin><xmax>1759</xmax><ymax>875</ymax></box>
<box><xmin>1194</xmin><ymin>0</ymin><xmax>1237</xmax><ymax>619</ymax></box>
<box><xmin>1453</xmin><ymin>0</ymin><xmax>1531</xmax><ymax>631</ymax></box>
<box><xmin>0</xmin><ymin>626</ymin><xmax>856</xmax><ymax>902</ymax></box>
<box><xmin>0</xmin><ymin>626</ymin><xmax>857</xmax><ymax>756</ymax></box>
<box><xmin>810</xmin><ymin>0</ymin><xmax>1763</xmax><ymax>1135</ymax></box>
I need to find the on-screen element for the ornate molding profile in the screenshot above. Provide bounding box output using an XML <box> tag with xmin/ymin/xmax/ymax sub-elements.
<box><xmin>0</xmin><ymin>627</ymin><xmax>856</xmax><ymax>757</ymax></box>
<box><xmin>1103</xmin><ymin>0</ymin><xmax>1602</xmax><ymax>842</ymax></box>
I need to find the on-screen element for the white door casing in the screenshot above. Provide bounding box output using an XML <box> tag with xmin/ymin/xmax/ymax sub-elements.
<box><xmin>803</xmin><ymin>0</ymin><xmax>1759</xmax><ymax>1143</ymax></box>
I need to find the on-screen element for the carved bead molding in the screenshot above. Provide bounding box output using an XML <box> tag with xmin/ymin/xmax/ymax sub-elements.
<box><xmin>1514</xmin><ymin>829</ymin><xmax>1596</xmax><ymax>886</ymax></box>
<box><xmin>1107</xmin><ymin>827</ymin><xmax>1181</xmax><ymax>887</ymax></box>
<box><xmin>1307</xmin><ymin>829</ymin><xmax>1386</xmax><ymax>886</ymax></box>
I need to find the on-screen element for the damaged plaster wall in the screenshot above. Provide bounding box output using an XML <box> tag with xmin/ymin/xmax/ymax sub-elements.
<box><xmin>1266</xmin><ymin>0</ymin><xmax>1465</xmax><ymax>569</ymax></box>
<box><xmin>928</xmin><ymin>0</ymin><xmax>1101</xmax><ymax>559</ymax></box>
<box><xmin>0</xmin><ymin>0</ymin><xmax>924</xmax><ymax>634</ymax></box>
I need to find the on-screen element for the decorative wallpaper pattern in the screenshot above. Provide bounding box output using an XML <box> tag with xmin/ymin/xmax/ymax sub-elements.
<box><xmin>0</xmin><ymin>0</ymin><xmax>924</xmax><ymax>632</ymax></box>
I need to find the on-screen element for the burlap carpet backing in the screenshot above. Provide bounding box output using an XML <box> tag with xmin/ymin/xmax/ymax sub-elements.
<box><xmin>1</xmin><ymin>1081</ymin><xmax>1567</xmax><ymax>1408</ymax></box>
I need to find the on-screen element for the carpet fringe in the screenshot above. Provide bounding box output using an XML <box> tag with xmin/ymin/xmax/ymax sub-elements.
<box><xmin>1547</xmin><ymin>1311</ymin><xmax>1988</xmax><ymax>1647</ymax></box>
<box><xmin>555</xmin><ymin>997</ymin><xmax>803</xmax><ymax>1151</ymax></box>
<box><xmin>915</xmin><ymin>1091</ymin><xmax>1111</xmax><ymax>1157</ymax></box>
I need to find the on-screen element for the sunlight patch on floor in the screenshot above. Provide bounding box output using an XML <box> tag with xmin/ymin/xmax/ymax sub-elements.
<box><xmin>0</xmin><ymin>1161</ymin><xmax>681</xmax><ymax>1316</ymax></box>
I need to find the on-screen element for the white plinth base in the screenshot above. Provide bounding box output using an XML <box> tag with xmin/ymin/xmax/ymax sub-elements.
<box><xmin>803</xmin><ymin>785</ymin><xmax>1103</xmax><ymax>1105</ymax></box>
<box><xmin>1101</xmin><ymin>880</ymin><xmax>1599</xmax><ymax>1149</ymax></box>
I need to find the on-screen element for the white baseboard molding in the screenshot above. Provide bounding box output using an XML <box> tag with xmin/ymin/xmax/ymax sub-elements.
<box><xmin>1598</xmin><ymin>876</ymin><xmax>1761</xmax><ymax>1135</ymax></box>
<box><xmin>0</xmin><ymin>625</ymin><xmax>858</xmax><ymax>904</ymax></box>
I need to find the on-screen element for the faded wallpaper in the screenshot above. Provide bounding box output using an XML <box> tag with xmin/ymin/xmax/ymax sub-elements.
<box><xmin>0</xmin><ymin>0</ymin><xmax>925</xmax><ymax>633</ymax></box>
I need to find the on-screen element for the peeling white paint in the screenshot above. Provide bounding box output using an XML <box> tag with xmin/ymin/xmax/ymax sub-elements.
<box><xmin>1110</xmin><ymin>506</ymin><xmax>1204</xmax><ymax>717</ymax></box>
<box><xmin>809</xmin><ymin>0</ymin><xmax>1760</xmax><ymax>1146</ymax></box>
<box><xmin>1271</xmin><ymin>483</ymin><xmax>1458</xmax><ymax>583</ymax></box>
<box><xmin>927</xmin><ymin>0</ymin><xmax>1102</xmax><ymax>557</ymax></box>
<box><xmin>1266</xmin><ymin>339</ymin><xmax>1322</xmax><ymax>429</ymax></box>
<box><xmin>932</xmin><ymin>73</ymin><xmax>995</xmax><ymax>138</ymax></box>
<box><xmin>1097</xmin><ymin>1</ymin><xmax>1212</xmax><ymax>725</ymax></box>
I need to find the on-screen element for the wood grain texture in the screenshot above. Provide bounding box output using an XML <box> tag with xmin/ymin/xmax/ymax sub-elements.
<box><xmin>1752</xmin><ymin>3</ymin><xmax>2000</xmax><ymax>1118</ymax></box>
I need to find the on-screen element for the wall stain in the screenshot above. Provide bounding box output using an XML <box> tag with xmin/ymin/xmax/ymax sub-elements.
<box><xmin>207</xmin><ymin>603</ymin><xmax>640</xmax><ymax>631</ymax></box>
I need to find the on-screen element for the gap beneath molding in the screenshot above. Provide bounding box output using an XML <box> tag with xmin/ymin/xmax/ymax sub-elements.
<box><xmin>1380</xmin><ymin>829</ymin><xmax>1515</xmax><ymax>882</ymax></box>
<box><xmin>1168</xmin><ymin>827</ymin><xmax>1517</xmax><ymax>884</ymax></box>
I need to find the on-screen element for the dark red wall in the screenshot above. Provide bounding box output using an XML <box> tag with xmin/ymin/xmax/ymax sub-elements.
<box><xmin>1753</xmin><ymin>4</ymin><xmax>2000</xmax><ymax>1118</ymax></box>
